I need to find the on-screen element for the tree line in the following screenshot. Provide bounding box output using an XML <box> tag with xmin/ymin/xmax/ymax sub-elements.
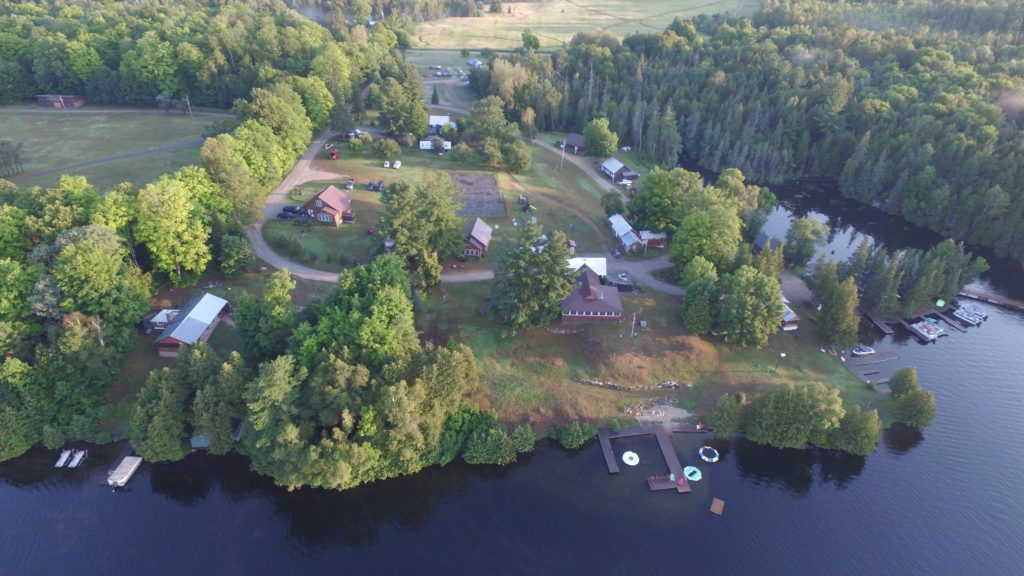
<box><xmin>0</xmin><ymin>0</ymin><xmax>421</xmax><ymax>463</ymax></box>
<box><xmin>466</xmin><ymin>0</ymin><xmax>1024</xmax><ymax>262</ymax></box>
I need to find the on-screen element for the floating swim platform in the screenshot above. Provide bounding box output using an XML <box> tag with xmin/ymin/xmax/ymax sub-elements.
<box><xmin>710</xmin><ymin>498</ymin><xmax>725</xmax><ymax>516</ymax></box>
<box><xmin>683</xmin><ymin>466</ymin><xmax>702</xmax><ymax>482</ymax></box>
<box><xmin>622</xmin><ymin>451</ymin><xmax>639</xmax><ymax>466</ymax></box>
<box><xmin>699</xmin><ymin>446</ymin><xmax>720</xmax><ymax>463</ymax></box>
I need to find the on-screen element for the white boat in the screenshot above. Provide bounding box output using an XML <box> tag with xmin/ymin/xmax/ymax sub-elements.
<box><xmin>953</xmin><ymin>308</ymin><xmax>983</xmax><ymax>326</ymax></box>
<box><xmin>54</xmin><ymin>449</ymin><xmax>72</xmax><ymax>468</ymax></box>
<box><xmin>107</xmin><ymin>456</ymin><xmax>143</xmax><ymax>487</ymax></box>
<box><xmin>851</xmin><ymin>346</ymin><xmax>876</xmax><ymax>357</ymax></box>
<box><xmin>909</xmin><ymin>320</ymin><xmax>945</xmax><ymax>342</ymax></box>
<box><xmin>68</xmin><ymin>450</ymin><xmax>87</xmax><ymax>468</ymax></box>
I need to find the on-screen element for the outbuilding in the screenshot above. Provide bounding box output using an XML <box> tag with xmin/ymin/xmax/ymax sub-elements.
<box><xmin>154</xmin><ymin>293</ymin><xmax>230</xmax><ymax>358</ymax></box>
<box><xmin>463</xmin><ymin>217</ymin><xmax>492</xmax><ymax>257</ymax></box>
<box><xmin>608</xmin><ymin>214</ymin><xmax>643</xmax><ymax>252</ymax></box>
<box><xmin>565</xmin><ymin>133</ymin><xmax>585</xmax><ymax>154</ymax></box>
<box><xmin>561</xmin><ymin>266</ymin><xmax>623</xmax><ymax>321</ymax></box>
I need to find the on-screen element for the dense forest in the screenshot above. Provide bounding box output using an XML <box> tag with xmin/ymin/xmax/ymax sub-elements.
<box><xmin>0</xmin><ymin>0</ymin><xmax>520</xmax><ymax>488</ymax></box>
<box><xmin>470</xmin><ymin>0</ymin><xmax>1024</xmax><ymax>260</ymax></box>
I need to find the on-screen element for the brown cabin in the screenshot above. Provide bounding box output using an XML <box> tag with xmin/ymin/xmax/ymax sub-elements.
<box><xmin>303</xmin><ymin>185</ymin><xmax>355</xmax><ymax>226</ymax></box>
<box><xmin>561</xmin><ymin>266</ymin><xmax>623</xmax><ymax>321</ymax></box>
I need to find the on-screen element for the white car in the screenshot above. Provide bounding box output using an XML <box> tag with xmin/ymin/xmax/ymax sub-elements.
<box><xmin>383</xmin><ymin>161</ymin><xmax>390</xmax><ymax>168</ymax></box>
<box><xmin>393</xmin><ymin>160</ymin><xmax>401</xmax><ymax>169</ymax></box>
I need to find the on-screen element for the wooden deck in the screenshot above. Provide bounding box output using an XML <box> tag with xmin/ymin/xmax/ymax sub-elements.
<box><xmin>598</xmin><ymin>424</ymin><xmax>705</xmax><ymax>494</ymax></box>
<box><xmin>848</xmin><ymin>352</ymin><xmax>899</xmax><ymax>367</ymax></box>
<box><xmin>858</xmin><ymin>307</ymin><xmax>895</xmax><ymax>335</ymax></box>
<box><xmin>932</xmin><ymin>310</ymin><xmax>967</xmax><ymax>333</ymax></box>
<box><xmin>959</xmin><ymin>289</ymin><xmax>1024</xmax><ymax>312</ymax></box>
<box><xmin>598</xmin><ymin>428</ymin><xmax>619</xmax><ymax>474</ymax></box>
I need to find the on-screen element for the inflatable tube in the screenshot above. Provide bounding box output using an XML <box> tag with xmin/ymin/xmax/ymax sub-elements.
<box><xmin>699</xmin><ymin>446</ymin><xmax>720</xmax><ymax>463</ymax></box>
<box><xmin>622</xmin><ymin>451</ymin><xmax>639</xmax><ymax>466</ymax></box>
<box><xmin>683</xmin><ymin>466</ymin><xmax>702</xmax><ymax>482</ymax></box>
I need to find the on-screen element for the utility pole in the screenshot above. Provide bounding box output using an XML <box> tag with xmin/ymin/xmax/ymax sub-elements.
<box><xmin>559</xmin><ymin>139</ymin><xmax>566</xmax><ymax>171</ymax></box>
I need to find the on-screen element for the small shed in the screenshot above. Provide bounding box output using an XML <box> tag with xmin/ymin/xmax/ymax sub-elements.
<box><xmin>640</xmin><ymin>230</ymin><xmax>668</xmax><ymax>248</ymax></box>
<box><xmin>565</xmin><ymin>133</ymin><xmax>585</xmax><ymax>154</ymax></box>
<box><xmin>608</xmin><ymin>214</ymin><xmax>643</xmax><ymax>252</ymax></box>
<box><xmin>463</xmin><ymin>217</ymin><xmax>492</xmax><ymax>257</ymax></box>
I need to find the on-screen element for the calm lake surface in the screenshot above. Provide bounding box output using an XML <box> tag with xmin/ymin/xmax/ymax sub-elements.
<box><xmin>2</xmin><ymin>188</ymin><xmax>1023</xmax><ymax>575</ymax></box>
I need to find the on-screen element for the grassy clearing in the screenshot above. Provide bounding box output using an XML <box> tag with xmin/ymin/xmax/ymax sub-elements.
<box><xmin>263</xmin><ymin>196</ymin><xmax>382</xmax><ymax>272</ymax></box>
<box><xmin>418</xmin><ymin>280</ymin><xmax>891</xmax><ymax>429</ymax></box>
<box><xmin>1</xmin><ymin>107</ymin><xmax>212</xmax><ymax>189</ymax></box>
<box><xmin>413</xmin><ymin>0</ymin><xmax>757</xmax><ymax>50</ymax></box>
<box><xmin>298</xmin><ymin>144</ymin><xmax>619</xmax><ymax>260</ymax></box>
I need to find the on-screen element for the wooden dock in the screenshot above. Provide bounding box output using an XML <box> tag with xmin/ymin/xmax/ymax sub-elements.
<box><xmin>932</xmin><ymin>310</ymin><xmax>967</xmax><ymax>333</ymax></box>
<box><xmin>598</xmin><ymin>424</ymin><xmax>704</xmax><ymax>493</ymax></box>
<box><xmin>959</xmin><ymin>289</ymin><xmax>1024</xmax><ymax>312</ymax></box>
<box><xmin>598</xmin><ymin>429</ymin><xmax>619</xmax><ymax>474</ymax></box>
<box><xmin>858</xmin><ymin>308</ymin><xmax>895</xmax><ymax>335</ymax></box>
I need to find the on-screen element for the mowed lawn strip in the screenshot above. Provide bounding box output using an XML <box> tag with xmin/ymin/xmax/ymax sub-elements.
<box><xmin>413</xmin><ymin>0</ymin><xmax>756</xmax><ymax>49</ymax></box>
<box><xmin>1</xmin><ymin>107</ymin><xmax>212</xmax><ymax>189</ymax></box>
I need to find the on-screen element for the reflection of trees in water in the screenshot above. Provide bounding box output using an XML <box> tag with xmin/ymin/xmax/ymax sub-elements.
<box><xmin>144</xmin><ymin>450</ymin><xmax>519</xmax><ymax>549</ymax></box>
<box><xmin>732</xmin><ymin>437</ymin><xmax>865</xmax><ymax>494</ymax></box>
<box><xmin>882</xmin><ymin>423</ymin><xmax>924</xmax><ymax>455</ymax></box>
<box><xmin>267</xmin><ymin>458</ymin><xmax>517</xmax><ymax>550</ymax></box>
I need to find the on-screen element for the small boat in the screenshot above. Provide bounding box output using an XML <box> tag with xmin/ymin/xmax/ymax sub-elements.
<box><xmin>622</xmin><ymin>451</ymin><xmax>639</xmax><ymax>466</ymax></box>
<box><xmin>851</xmin><ymin>346</ymin><xmax>876</xmax><ymax>357</ymax></box>
<box><xmin>699</xmin><ymin>446</ymin><xmax>720</xmax><ymax>463</ymax></box>
<box><xmin>54</xmin><ymin>449</ymin><xmax>72</xmax><ymax>468</ymax></box>
<box><xmin>683</xmin><ymin>466</ymin><xmax>702</xmax><ymax>482</ymax></box>
<box><xmin>953</xmin><ymin>308</ymin><xmax>983</xmax><ymax>326</ymax></box>
<box><xmin>68</xmin><ymin>450</ymin><xmax>87</xmax><ymax>468</ymax></box>
<box><xmin>909</xmin><ymin>320</ymin><xmax>945</xmax><ymax>342</ymax></box>
<box><xmin>108</xmin><ymin>456</ymin><xmax>143</xmax><ymax>488</ymax></box>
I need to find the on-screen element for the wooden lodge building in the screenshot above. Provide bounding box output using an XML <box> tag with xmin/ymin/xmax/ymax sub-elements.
<box><xmin>561</xmin><ymin>266</ymin><xmax>623</xmax><ymax>321</ymax></box>
<box><xmin>302</xmin><ymin>185</ymin><xmax>355</xmax><ymax>226</ymax></box>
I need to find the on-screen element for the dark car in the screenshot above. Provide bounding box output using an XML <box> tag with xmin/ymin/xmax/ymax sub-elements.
<box><xmin>282</xmin><ymin>205</ymin><xmax>301</xmax><ymax>213</ymax></box>
<box><xmin>276</xmin><ymin>211</ymin><xmax>295</xmax><ymax>219</ymax></box>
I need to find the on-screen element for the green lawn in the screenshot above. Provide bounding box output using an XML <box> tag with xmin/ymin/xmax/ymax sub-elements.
<box><xmin>298</xmin><ymin>145</ymin><xmax>619</xmax><ymax>263</ymax></box>
<box><xmin>418</xmin><ymin>280</ymin><xmax>892</xmax><ymax>429</ymax></box>
<box><xmin>1</xmin><ymin>106</ymin><xmax>213</xmax><ymax>190</ymax></box>
<box><xmin>263</xmin><ymin>195</ymin><xmax>383</xmax><ymax>272</ymax></box>
<box><xmin>413</xmin><ymin>0</ymin><xmax>758</xmax><ymax>49</ymax></box>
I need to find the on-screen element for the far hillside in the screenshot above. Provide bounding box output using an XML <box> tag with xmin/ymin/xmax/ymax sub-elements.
<box><xmin>1</xmin><ymin>108</ymin><xmax>214</xmax><ymax>190</ymax></box>
<box><xmin>413</xmin><ymin>0</ymin><xmax>757</xmax><ymax>49</ymax></box>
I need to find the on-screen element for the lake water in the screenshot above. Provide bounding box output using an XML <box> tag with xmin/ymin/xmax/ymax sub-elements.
<box><xmin>2</xmin><ymin>187</ymin><xmax>1023</xmax><ymax>575</ymax></box>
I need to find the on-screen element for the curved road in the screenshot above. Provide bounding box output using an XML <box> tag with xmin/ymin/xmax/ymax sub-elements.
<box><xmin>249</xmin><ymin>123</ymin><xmax>682</xmax><ymax>295</ymax></box>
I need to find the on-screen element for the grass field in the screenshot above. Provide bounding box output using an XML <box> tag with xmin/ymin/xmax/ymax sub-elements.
<box><xmin>413</xmin><ymin>0</ymin><xmax>758</xmax><ymax>49</ymax></box>
<box><xmin>1</xmin><ymin>107</ymin><xmax>213</xmax><ymax>190</ymax></box>
<box><xmin>418</xmin><ymin>281</ymin><xmax>891</xmax><ymax>429</ymax></box>
<box><xmin>264</xmin><ymin>189</ymin><xmax>384</xmax><ymax>272</ymax></box>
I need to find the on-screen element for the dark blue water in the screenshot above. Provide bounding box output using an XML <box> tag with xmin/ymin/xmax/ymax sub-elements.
<box><xmin>2</xmin><ymin>189</ymin><xmax>1023</xmax><ymax>575</ymax></box>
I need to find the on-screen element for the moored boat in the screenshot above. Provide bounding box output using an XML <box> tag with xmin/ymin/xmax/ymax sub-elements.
<box><xmin>54</xmin><ymin>449</ymin><xmax>72</xmax><ymax>468</ymax></box>
<box><xmin>909</xmin><ymin>320</ymin><xmax>945</xmax><ymax>342</ymax></box>
<box><xmin>953</xmin><ymin>308</ymin><xmax>983</xmax><ymax>326</ymax></box>
<box><xmin>851</xmin><ymin>345</ymin><xmax>876</xmax><ymax>356</ymax></box>
<box><xmin>107</xmin><ymin>456</ymin><xmax>143</xmax><ymax>488</ymax></box>
<box><xmin>68</xmin><ymin>450</ymin><xmax>87</xmax><ymax>468</ymax></box>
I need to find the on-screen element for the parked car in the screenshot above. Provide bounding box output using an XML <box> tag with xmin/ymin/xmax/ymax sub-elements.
<box><xmin>618</xmin><ymin>273</ymin><xmax>630</xmax><ymax>281</ymax></box>
<box><xmin>612</xmin><ymin>249</ymin><xmax>622</xmax><ymax>258</ymax></box>
<box><xmin>393</xmin><ymin>160</ymin><xmax>401</xmax><ymax>169</ymax></box>
<box><xmin>276</xmin><ymin>211</ymin><xmax>294</xmax><ymax>219</ymax></box>
<box><xmin>383</xmin><ymin>161</ymin><xmax>390</xmax><ymax>168</ymax></box>
<box><xmin>555</xmin><ymin>140</ymin><xmax>564</xmax><ymax>148</ymax></box>
<box><xmin>282</xmin><ymin>205</ymin><xmax>301</xmax><ymax>213</ymax></box>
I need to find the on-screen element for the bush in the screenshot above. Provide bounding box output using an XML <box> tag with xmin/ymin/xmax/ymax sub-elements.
<box><xmin>219</xmin><ymin>235</ymin><xmax>256</xmax><ymax>278</ymax></box>
<box><xmin>894</xmin><ymin>389</ymin><xmax>936</xmax><ymax>428</ymax></box>
<box><xmin>374</xmin><ymin>138</ymin><xmax>401</xmax><ymax>160</ymax></box>
<box><xmin>511</xmin><ymin>424</ymin><xmax>535</xmax><ymax>453</ymax></box>
<box><xmin>501</xmin><ymin>140</ymin><xmax>532</xmax><ymax>173</ymax></box>
<box><xmin>554</xmin><ymin>420</ymin><xmax>596</xmax><ymax>450</ymax></box>
<box><xmin>601</xmin><ymin>192</ymin><xmax>625</xmax><ymax>217</ymax></box>
<box><xmin>707</xmin><ymin>392</ymin><xmax>744</xmax><ymax>437</ymax></box>
<box><xmin>888</xmin><ymin>366</ymin><xmax>919</xmax><ymax>397</ymax></box>
<box><xmin>463</xmin><ymin>427</ymin><xmax>517</xmax><ymax>465</ymax></box>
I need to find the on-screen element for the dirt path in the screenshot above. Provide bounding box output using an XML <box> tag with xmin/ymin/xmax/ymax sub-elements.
<box><xmin>246</xmin><ymin>131</ymin><xmax>346</xmax><ymax>283</ymax></box>
<box><xmin>8</xmin><ymin>138</ymin><xmax>204</xmax><ymax>182</ymax></box>
<box><xmin>0</xmin><ymin>105</ymin><xmax>234</xmax><ymax>118</ymax></box>
<box><xmin>533</xmin><ymin>140</ymin><xmax>630</xmax><ymax>204</ymax></box>
<box><xmin>604</xmin><ymin>253</ymin><xmax>684</xmax><ymax>296</ymax></box>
